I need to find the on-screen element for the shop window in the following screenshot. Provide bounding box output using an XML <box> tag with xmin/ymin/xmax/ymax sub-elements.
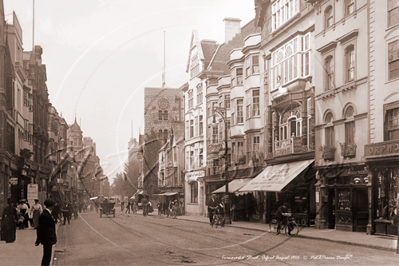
<box><xmin>345</xmin><ymin>45</ymin><xmax>355</xmax><ymax>82</ymax></box>
<box><xmin>388</xmin><ymin>0</ymin><xmax>399</xmax><ymax>28</ymax></box>
<box><xmin>325</xmin><ymin>6</ymin><xmax>333</xmax><ymax>29</ymax></box>
<box><xmin>191</xmin><ymin>182</ymin><xmax>198</xmax><ymax>203</ymax></box>
<box><xmin>388</xmin><ymin>40</ymin><xmax>399</xmax><ymax>80</ymax></box>
<box><xmin>337</xmin><ymin>189</ymin><xmax>351</xmax><ymax>211</ymax></box>
<box><xmin>376</xmin><ymin>169</ymin><xmax>398</xmax><ymax>222</ymax></box>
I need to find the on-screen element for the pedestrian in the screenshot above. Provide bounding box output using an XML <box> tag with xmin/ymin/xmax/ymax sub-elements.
<box><xmin>35</xmin><ymin>198</ymin><xmax>57</xmax><ymax>266</ymax></box>
<box><xmin>1</xmin><ymin>198</ymin><xmax>18</xmax><ymax>243</ymax></box>
<box><xmin>216</xmin><ymin>200</ymin><xmax>225</xmax><ymax>228</ymax></box>
<box><xmin>72</xmin><ymin>202</ymin><xmax>78</xmax><ymax>219</ymax></box>
<box><xmin>207</xmin><ymin>194</ymin><xmax>220</xmax><ymax>227</ymax></box>
<box><xmin>125</xmin><ymin>201</ymin><xmax>131</xmax><ymax>214</ymax></box>
<box><xmin>157</xmin><ymin>202</ymin><xmax>162</xmax><ymax>216</ymax></box>
<box><xmin>167</xmin><ymin>200</ymin><xmax>173</xmax><ymax>218</ymax></box>
<box><xmin>121</xmin><ymin>201</ymin><xmax>125</xmax><ymax>212</ymax></box>
<box><xmin>132</xmin><ymin>201</ymin><xmax>137</xmax><ymax>214</ymax></box>
<box><xmin>30</xmin><ymin>199</ymin><xmax>43</xmax><ymax>229</ymax></box>
<box><xmin>163</xmin><ymin>202</ymin><xmax>167</xmax><ymax>215</ymax></box>
<box><xmin>141</xmin><ymin>196</ymin><xmax>148</xmax><ymax>216</ymax></box>
<box><xmin>52</xmin><ymin>202</ymin><xmax>61</xmax><ymax>224</ymax></box>
<box><xmin>16</xmin><ymin>199</ymin><xmax>29</xmax><ymax>229</ymax></box>
<box><xmin>61</xmin><ymin>202</ymin><xmax>72</xmax><ymax>225</ymax></box>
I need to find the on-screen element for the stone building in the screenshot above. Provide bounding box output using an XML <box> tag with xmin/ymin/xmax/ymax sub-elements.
<box><xmin>138</xmin><ymin>87</ymin><xmax>184</xmax><ymax>196</ymax></box>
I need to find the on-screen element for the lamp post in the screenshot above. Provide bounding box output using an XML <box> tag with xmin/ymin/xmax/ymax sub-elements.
<box><xmin>212</xmin><ymin>106</ymin><xmax>231</xmax><ymax>224</ymax></box>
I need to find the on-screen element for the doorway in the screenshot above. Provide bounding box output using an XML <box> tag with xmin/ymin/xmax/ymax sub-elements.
<box><xmin>353</xmin><ymin>187</ymin><xmax>368</xmax><ymax>232</ymax></box>
<box><xmin>327</xmin><ymin>188</ymin><xmax>335</xmax><ymax>229</ymax></box>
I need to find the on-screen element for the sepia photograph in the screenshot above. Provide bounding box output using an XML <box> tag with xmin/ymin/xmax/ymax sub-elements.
<box><xmin>0</xmin><ymin>0</ymin><xmax>399</xmax><ymax>265</ymax></box>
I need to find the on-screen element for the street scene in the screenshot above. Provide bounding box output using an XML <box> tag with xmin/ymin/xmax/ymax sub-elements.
<box><xmin>1</xmin><ymin>0</ymin><xmax>399</xmax><ymax>265</ymax></box>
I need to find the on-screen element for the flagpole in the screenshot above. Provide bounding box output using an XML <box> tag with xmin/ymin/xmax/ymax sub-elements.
<box><xmin>32</xmin><ymin>0</ymin><xmax>35</xmax><ymax>51</ymax></box>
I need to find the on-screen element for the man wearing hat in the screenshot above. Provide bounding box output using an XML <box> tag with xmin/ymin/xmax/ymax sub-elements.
<box><xmin>35</xmin><ymin>198</ymin><xmax>57</xmax><ymax>266</ymax></box>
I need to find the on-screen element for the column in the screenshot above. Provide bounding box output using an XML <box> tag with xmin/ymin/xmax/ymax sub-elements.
<box><xmin>309</xmin><ymin>94</ymin><xmax>315</xmax><ymax>150</ymax></box>
<box><xmin>267</xmin><ymin>105</ymin><xmax>273</xmax><ymax>155</ymax></box>
<box><xmin>302</xmin><ymin>94</ymin><xmax>308</xmax><ymax>146</ymax></box>
<box><xmin>365</xmin><ymin>166</ymin><xmax>374</xmax><ymax>235</ymax></box>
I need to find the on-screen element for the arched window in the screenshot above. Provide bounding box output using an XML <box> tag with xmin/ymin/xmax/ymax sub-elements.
<box><xmin>158</xmin><ymin>110</ymin><xmax>163</xmax><ymax>120</ymax></box>
<box><xmin>163</xmin><ymin>111</ymin><xmax>168</xmax><ymax>120</ymax></box>
<box><xmin>158</xmin><ymin>129</ymin><xmax>162</xmax><ymax>139</ymax></box>
<box><xmin>345</xmin><ymin>45</ymin><xmax>355</xmax><ymax>82</ymax></box>
<box><xmin>163</xmin><ymin>129</ymin><xmax>168</xmax><ymax>140</ymax></box>
<box><xmin>325</xmin><ymin>56</ymin><xmax>334</xmax><ymax>90</ymax></box>
<box><xmin>325</xmin><ymin>6</ymin><xmax>333</xmax><ymax>29</ymax></box>
<box><xmin>344</xmin><ymin>105</ymin><xmax>355</xmax><ymax>144</ymax></box>
<box><xmin>324</xmin><ymin>112</ymin><xmax>334</xmax><ymax>146</ymax></box>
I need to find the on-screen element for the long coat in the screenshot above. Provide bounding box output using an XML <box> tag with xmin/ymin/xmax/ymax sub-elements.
<box><xmin>1</xmin><ymin>205</ymin><xmax>18</xmax><ymax>243</ymax></box>
<box><xmin>35</xmin><ymin>209</ymin><xmax>57</xmax><ymax>246</ymax></box>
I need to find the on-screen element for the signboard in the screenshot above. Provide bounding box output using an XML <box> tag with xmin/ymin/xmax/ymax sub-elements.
<box><xmin>27</xmin><ymin>184</ymin><xmax>39</xmax><ymax>207</ymax></box>
<box><xmin>364</xmin><ymin>140</ymin><xmax>399</xmax><ymax>157</ymax></box>
<box><xmin>9</xmin><ymin>177</ymin><xmax>18</xmax><ymax>185</ymax></box>
<box><xmin>185</xmin><ymin>171</ymin><xmax>205</xmax><ymax>183</ymax></box>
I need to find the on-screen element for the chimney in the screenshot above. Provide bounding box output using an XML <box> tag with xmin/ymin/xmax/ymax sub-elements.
<box><xmin>224</xmin><ymin>18</ymin><xmax>241</xmax><ymax>43</ymax></box>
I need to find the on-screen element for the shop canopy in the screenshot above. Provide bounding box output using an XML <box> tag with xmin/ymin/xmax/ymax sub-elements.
<box><xmin>212</xmin><ymin>179</ymin><xmax>252</xmax><ymax>194</ymax></box>
<box><xmin>157</xmin><ymin>192</ymin><xmax>178</xmax><ymax>196</ymax></box>
<box><xmin>239</xmin><ymin>159</ymin><xmax>314</xmax><ymax>192</ymax></box>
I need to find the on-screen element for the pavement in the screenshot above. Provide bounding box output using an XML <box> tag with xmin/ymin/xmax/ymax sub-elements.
<box><xmin>1</xmin><ymin>210</ymin><xmax>398</xmax><ymax>265</ymax></box>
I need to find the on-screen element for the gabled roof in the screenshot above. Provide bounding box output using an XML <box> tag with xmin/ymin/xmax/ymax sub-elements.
<box><xmin>186</xmin><ymin>30</ymin><xmax>218</xmax><ymax>73</ymax></box>
<box><xmin>206</xmin><ymin>18</ymin><xmax>260</xmax><ymax>75</ymax></box>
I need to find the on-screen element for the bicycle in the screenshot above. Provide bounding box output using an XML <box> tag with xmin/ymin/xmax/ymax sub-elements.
<box><xmin>269</xmin><ymin>214</ymin><xmax>299</xmax><ymax>236</ymax></box>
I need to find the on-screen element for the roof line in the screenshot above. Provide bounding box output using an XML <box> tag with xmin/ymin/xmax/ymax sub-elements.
<box><xmin>207</xmin><ymin>43</ymin><xmax>224</xmax><ymax>70</ymax></box>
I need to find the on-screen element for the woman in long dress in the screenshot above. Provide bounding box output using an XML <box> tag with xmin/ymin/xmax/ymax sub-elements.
<box><xmin>1</xmin><ymin>199</ymin><xmax>17</xmax><ymax>243</ymax></box>
<box><xmin>30</xmin><ymin>199</ymin><xmax>43</xmax><ymax>229</ymax></box>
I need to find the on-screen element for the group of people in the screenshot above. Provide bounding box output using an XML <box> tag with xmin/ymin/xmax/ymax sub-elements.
<box><xmin>207</xmin><ymin>194</ymin><xmax>226</xmax><ymax>228</ymax></box>
<box><xmin>10</xmin><ymin>199</ymin><xmax>44</xmax><ymax>230</ymax></box>
<box><xmin>121</xmin><ymin>200</ymin><xmax>139</xmax><ymax>214</ymax></box>
<box><xmin>157</xmin><ymin>199</ymin><xmax>181</xmax><ymax>218</ymax></box>
<box><xmin>1</xmin><ymin>198</ymin><xmax>58</xmax><ymax>265</ymax></box>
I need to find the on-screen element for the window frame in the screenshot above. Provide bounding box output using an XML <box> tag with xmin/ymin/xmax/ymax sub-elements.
<box><xmin>190</xmin><ymin>182</ymin><xmax>198</xmax><ymax>203</ymax></box>
<box><xmin>197</xmin><ymin>83</ymin><xmax>203</xmax><ymax>105</ymax></box>
<box><xmin>345</xmin><ymin>45</ymin><xmax>356</xmax><ymax>83</ymax></box>
<box><xmin>252</xmin><ymin>89</ymin><xmax>260</xmax><ymax>117</ymax></box>
<box><xmin>324</xmin><ymin>6</ymin><xmax>333</xmax><ymax>29</ymax></box>
<box><xmin>388</xmin><ymin>39</ymin><xmax>399</xmax><ymax>80</ymax></box>
<box><xmin>344</xmin><ymin>106</ymin><xmax>355</xmax><ymax>144</ymax></box>
<box><xmin>236</xmin><ymin>99</ymin><xmax>244</xmax><ymax>123</ymax></box>
<box><xmin>388</xmin><ymin>0</ymin><xmax>399</xmax><ymax>28</ymax></box>
<box><xmin>324</xmin><ymin>55</ymin><xmax>334</xmax><ymax>90</ymax></box>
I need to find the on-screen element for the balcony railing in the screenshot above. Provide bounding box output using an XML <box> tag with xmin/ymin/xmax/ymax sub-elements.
<box><xmin>340</xmin><ymin>142</ymin><xmax>357</xmax><ymax>158</ymax></box>
<box><xmin>320</xmin><ymin>145</ymin><xmax>336</xmax><ymax>160</ymax></box>
<box><xmin>273</xmin><ymin>136</ymin><xmax>313</xmax><ymax>157</ymax></box>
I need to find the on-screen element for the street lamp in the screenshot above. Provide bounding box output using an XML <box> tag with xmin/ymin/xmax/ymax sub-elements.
<box><xmin>212</xmin><ymin>106</ymin><xmax>231</xmax><ymax>224</ymax></box>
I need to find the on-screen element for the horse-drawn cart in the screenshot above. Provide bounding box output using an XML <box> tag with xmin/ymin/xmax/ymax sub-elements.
<box><xmin>100</xmin><ymin>202</ymin><xmax>115</xmax><ymax>217</ymax></box>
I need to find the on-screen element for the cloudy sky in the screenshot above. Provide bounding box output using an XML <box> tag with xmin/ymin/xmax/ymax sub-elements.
<box><xmin>4</xmin><ymin>0</ymin><xmax>256</xmax><ymax>183</ymax></box>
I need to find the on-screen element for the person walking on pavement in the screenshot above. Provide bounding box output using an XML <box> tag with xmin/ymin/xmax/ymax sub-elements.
<box><xmin>16</xmin><ymin>199</ymin><xmax>29</xmax><ymax>229</ymax></box>
<box><xmin>207</xmin><ymin>194</ymin><xmax>220</xmax><ymax>227</ymax></box>
<box><xmin>141</xmin><ymin>196</ymin><xmax>148</xmax><ymax>216</ymax></box>
<box><xmin>35</xmin><ymin>198</ymin><xmax>57</xmax><ymax>266</ymax></box>
<box><xmin>52</xmin><ymin>201</ymin><xmax>61</xmax><ymax>224</ymax></box>
<box><xmin>157</xmin><ymin>202</ymin><xmax>162</xmax><ymax>216</ymax></box>
<box><xmin>61</xmin><ymin>202</ymin><xmax>72</xmax><ymax>225</ymax></box>
<box><xmin>1</xmin><ymin>198</ymin><xmax>18</xmax><ymax>243</ymax></box>
<box><xmin>125</xmin><ymin>201</ymin><xmax>131</xmax><ymax>214</ymax></box>
<box><xmin>30</xmin><ymin>199</ymin><xmax>43</xmax><ymax>229</ymax></box>
<box><xmin>121</xmin><ymin>201</ymin><xmax>125</xmax><ymax>212</ymax></box>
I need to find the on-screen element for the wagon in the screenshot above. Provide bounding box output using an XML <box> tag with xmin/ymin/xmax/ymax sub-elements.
<box><xmin>100</xmin><ymin>202</ymin><xmax>115</xmax><ymax>217</ymax></box>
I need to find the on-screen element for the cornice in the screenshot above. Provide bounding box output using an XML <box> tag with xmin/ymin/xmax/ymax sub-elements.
<box><xmin>316</xmin><ymin>41</ymin><xmax>337</xmax><ymax>54</ymax></box>
<box><xmin>336</xmin><ymin>29</ymin><xmax>359</xmax><ymax>44</ymax></box>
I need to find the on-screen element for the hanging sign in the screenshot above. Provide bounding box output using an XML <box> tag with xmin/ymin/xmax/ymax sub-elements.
<box><xmin>27</xmin><ymin>184</ymin><xmax>39</xmax><ymax>206</ymax></box>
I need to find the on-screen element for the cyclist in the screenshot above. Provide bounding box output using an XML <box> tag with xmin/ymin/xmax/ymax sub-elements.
<box><xmin>274</xmin><ymin>202</ymin><xmax>292</xmax><ymax>235</ymax></box>
<box><xmin>207</xmin><ymin>194</ymin><xmax>220</xmax><ymax>227</ymax></box>
<box><xmin>215</xmin><ymin>200</ymin><xmax>225</xmax><ymax>228</ymax></box>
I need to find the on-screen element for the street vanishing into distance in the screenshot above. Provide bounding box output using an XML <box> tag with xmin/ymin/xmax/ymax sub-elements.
<box><xmin>53</xmin><ymin>210</ymin><xmax>399</xmax><ymax>266</ymax></box>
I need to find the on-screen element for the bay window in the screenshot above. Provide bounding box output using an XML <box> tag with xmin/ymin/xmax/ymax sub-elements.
<box><xmin>237</xmin><ymin>99</ymin><xmax>243</xmax><ymax>123</ymax></box>
<box><xmin>188</xmin><ymin>90</ymin><xmax>193</xmax><ymax>109</ymax></box>
<box><xmin>252</xmin><ymin>90</ymin><xmax>260</xmax><ymax>117</ymax></box>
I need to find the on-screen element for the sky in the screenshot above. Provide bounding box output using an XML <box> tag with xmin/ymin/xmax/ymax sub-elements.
<box><xmin>4</xmin><ymin>0</ymin><xmax>256</xmax><ymax>183</ymax></box>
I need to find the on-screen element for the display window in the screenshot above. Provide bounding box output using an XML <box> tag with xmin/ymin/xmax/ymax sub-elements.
<box><xmin>376</xmin><ymin>168</ymin><xmax>398</xmax><ymax>222</ymax></box>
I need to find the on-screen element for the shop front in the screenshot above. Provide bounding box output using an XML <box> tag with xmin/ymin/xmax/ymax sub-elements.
<box><xmin>239</xmin><ymin>159</ymin><xmax>315</xmax><ymax>225</ymax></box>
<box><xmin>185</xmin><ymin>170</ymin><xmax>205</xmax><ymax>216</ymax></box>
<box><xmin>364</xmin><ymin>140</ymin><xmax>399</xmax><ymax>236</ymax></box>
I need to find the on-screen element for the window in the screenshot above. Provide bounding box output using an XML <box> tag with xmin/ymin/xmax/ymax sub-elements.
<box><xmin>246</xmin><ymin>137</ymin><xmax>251</xmax><ymax>163</ymax></box>
<box><xmin>159</xmin><ymin>110</ymin><xmax>163</xmax><ymax>120</ymax></box>
<box><xmin>237</xmin><ymin>68</ymin><xmax>243</xmax><ymax>85</ymax></box>
<box><xmin>345</xmin><ymin>0</ymin><xmax>355</xmax><ymax>16</ymax></box>
<box><xmin>195</xmin><ymin>116</ymin><xmax>199</xmax><ymax>137</ymax></box>
<box><xmin>232</xmin><ymin>142</ymin><xmax>236</xmax><ymax>163</ymax></box>
<box><xmin>212</xmin><ymin>125</ymin><xmax>218</xmax><ymax>144</ymax></box>
<box><xmin>190</xmin><ymin>119</ymin><xmax>194</xmax><ymax>138</ymax></box>
<box><xmin>197</xmin><ymin>83</ymin><xmax>203</xmax><ymax>105</ymax></box>
<box><xmin>237</xmin><ymin>141</ymin><xmax>244</xmax><ymax>161</ymax></box>
<box><xmin>272</xmin><ymin>0</ymin><xmax>299</xmax><ymax>32</ymax></box>
<box><xmin>23</xmin><ymin>91</ymin><xmax>28</xmax><ymax>106</ymax></box>
<box><xmin>253</xmin><ymin>136</ymin><xmax>260</xmax><ymax>159</ymax></box>
<box><xmin>199</xmin><ymin>115</ymin><xmax>203</xmax><ymax>135</ymax></box>
<box><xmin>344</xmin><ymin>106</ymin><xmax>355</xmax><ymax>144</ymax></box>
<box><xmin>163</xmin><ymin>111</ymin><xmax>168</xmax><ymax>120</ymax></box>
<box><xmin>199</xmin><ymin>148</ymin><xmax>203</xmax><ymax>167</ymax></box>
<box><xmin>387</xmin><ymin>107</ymin><xmax>399</xmax><ymax>140</ymax></box>
<box><xmin>231</xmin><ymin>113</ymin><xmax>235</xmax><ymax>125</ymax></box>
<box><xmin>163</xmin><ymin>129</ymin><xmax>168</xmax><ymax>140</ymax></box>
<box><xmin>271</xmin><ymin>33</ymin><xmax>310</xmax><ymax>90</ymax></box>
<box><xmin>246</xmin><ymin>96</ymin><xmax>251</xmax><ymax>119</ymax></box>
<box><xmin>345</xmin><ymin>45</ymin><xmax>355</xmax><ymax>82</ymax></box>
<box><xmin>213</xmin><ymin>159</ymin><xmax>219</xmax><ymax>174</ymax></box>
<box><xmin>325</xmin><ymin>112</ymin><xmax>334</xmax><ymax>146</ymax></box>
<box><xmin>226</xmin><ymin>119</ymin><xmax>231</xmax><ymax>137</ymax></box>
<box><xmin>237</xmin><ymin>99</ymin><xmax>243</xmax><ymax>123</ymax></box>
<box><xmin>224</xmin><ymin>94</ymin><xmax>230</xmax><ymax>109</ymax></box>
<box><xmin>190</xmin><ymin>149</ymin><xmax>194</xmax><ymax>169</ymax></box>
<box><xmin>190</xmin><ymin>54</ymin><xmax>200</xmax><ymax>79</ymax></box>
<box><xmin>188</xmin><ymin>90</ymin><xmax>193</xmax><ymax>109</ymax></box>
<box><xmin>389</xmin><ymin>0</ymin><xmax>399</xmax><ymax>27</ymax></box>
<box><xmin>389</xmin><ymin>40</ymin><xmax>399</xmax><ymax>80</ymax></box>
<box><xmin>325</xmin><ymin>56</ymin><xmax>334</xmax><ymax>90</ymax></box>
<box><xmin>186</xmin><ymin>120</ymin><xmax>189</xmax><ymax>139</ymax></box>
<box><xmin>252</xmin><ymin>55</ymin><xmax>259</xmax><ymax>74</ymax></box>
<box><xmin>191</xmin><ymin>182</ymin><xmax>198</xmax><ymax>203</ymax></box>
<box><xmin>252</xmin><ymin>90</ymin><xmax>260</xmax><ymax>117</ymax></box>
<box><xmin>325</xmin><ymin>6</ymin><xmax>333</xmax><ymax>29</ymax></box>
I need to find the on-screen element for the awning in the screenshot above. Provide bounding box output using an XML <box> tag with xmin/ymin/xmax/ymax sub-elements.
<box><xmin>157</xmin><ymin>192</ymin><xmax>178</xmax><ymax>196</ymax></box>
<box><xmin>239</xmin><ymin>159</ymin><xmax>314</xmax><ymax>192</ymax></box>
<box><xmin>211</xmin><ymin>179</ymin><xmax>252</xmax><ymax>194</ymax></box>
<box><xmin>90</xmin><ymin>196</ymin><xmax>98</xmax><ymax>200</ymax></box>
<box><xmin>130</xmin><ymin>189</ymin><xmax>144</xmax><ymax>199</ymax></box>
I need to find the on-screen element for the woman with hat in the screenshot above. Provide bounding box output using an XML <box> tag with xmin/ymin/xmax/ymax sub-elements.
<box><xmin>16</xmin><ymin>199</ymin><xmax>29</xmax><ymax>229</ymax></box>
<box><xmin>1</xmin><ymin>198</ymin><xmax>18</xmax><ymax>243</ymax></box>
<box><xmin>30</xmin><ymin>199</ymin><xmax>43</xmax><ymax>229</ymax></box>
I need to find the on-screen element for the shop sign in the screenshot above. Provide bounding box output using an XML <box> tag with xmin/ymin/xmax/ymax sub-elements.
<box><xmin>9</xmin><ymin>177</ymin><xmax>18</xmax><ymax>185</ymax></box>
<box><xmin>185</xmin><ymin>171</ymin><xmax>205</xmax><ymax>181</ymax></box>
<box><xmin>27</xmin><ymin>184</ymin><xmax>38</xmax><ymax>206</ymax></box>
<box><xmin>365</xmin><ymin>140</ymin><xmax>399</xmax><ymax>157</ymax></box>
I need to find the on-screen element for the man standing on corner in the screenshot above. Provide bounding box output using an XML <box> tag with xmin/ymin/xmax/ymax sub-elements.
<box><xmin>35</xmin><ymin>198</ymin><xmax>57</xmax><ymax>266</ymax></box>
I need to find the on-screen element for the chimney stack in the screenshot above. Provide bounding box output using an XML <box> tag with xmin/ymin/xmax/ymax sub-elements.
<box><xmin>224</xmin><ymin>17</ymin><xmax>241</xmax><ymax>43</ymax></box>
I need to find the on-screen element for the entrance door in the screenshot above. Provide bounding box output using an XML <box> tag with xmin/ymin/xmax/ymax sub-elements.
<box><xmin>353</xmin><ymin>187</ymin><xmax>368</xmax><ymax>232</ymax></box>
<box><xmin>327</xmin><ymin>189</ymin><xmax>335</xmax><ymax>229</ymax></box>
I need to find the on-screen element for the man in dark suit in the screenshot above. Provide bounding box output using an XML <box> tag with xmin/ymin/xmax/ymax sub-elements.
<box><xmin>207</xmin><ymin>194</ymin><xmax>220</xmax><ymax>227</ymax></box>
<box><xmin>35</xmin><ymin>198</ymin><xmax>57</xmax><ymax>266</ymax></box>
